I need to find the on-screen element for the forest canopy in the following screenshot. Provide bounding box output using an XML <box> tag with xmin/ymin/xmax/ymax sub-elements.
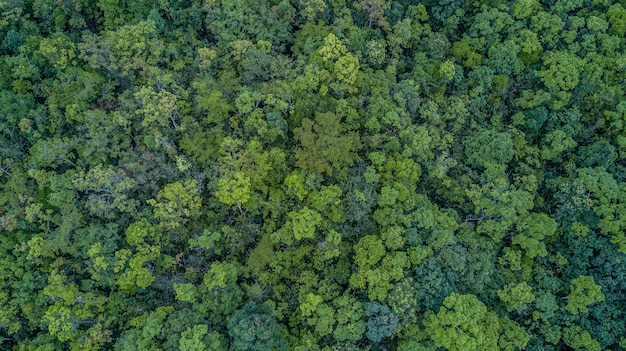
<box><xmin>1</xmin><ymin>0</ymin><xmax>626</xmax><ymax>350</ymax></box>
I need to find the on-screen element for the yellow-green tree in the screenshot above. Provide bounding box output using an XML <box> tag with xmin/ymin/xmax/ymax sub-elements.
<box><xmin>566</xmin><ymin>276</ymin><xmax>605</xmax><ymax>314</ymax></box>
<box><xmin>216</xmin><ymin>171</ymin><xmax>251</xmax><ymax>213</ymax></box>
<box><xmin>424</xmin><ymin>293</ymin><xmax>529</xmax><ymax>351</ymax></box>
<box><xmin>147</xmin><ymin>180</ymin><xmax>202</xmax><ymax>229</ymax></box>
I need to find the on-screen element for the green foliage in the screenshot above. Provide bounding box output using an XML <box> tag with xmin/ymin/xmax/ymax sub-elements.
<box><xmin>174</xmin><ymin>283</ymin><xmax>197</xmax><ymax>303</ymax></box>
<box><xmin>216</xmin><ymin>171</ymin><xmax>252</xmax><ymax>210</ymax></box>
<box><xmin>465</xmin><ymin>130</ymin><xmax>514</xmax><ymax>169</ymax></box>
<box><xmin>566</xmin><ymin>276</ymin><xmax>605</xmax><ymax>314</ymax></box>
<box><xmin>294</xmin><ymin>112</ymin><xmax>362</xmax><ymax>175</ymax></box>
<box><xmin>497</xmin><ymin>282</ymin><xmax>535</xmax><ymax>312</ymax></box>
<box><xmin>3</xmin><ymin>1</ymin><xmax>626</xmax><ymax>350</ymax></box>
<box><xmin>179</xmin><ymin>324</ymin><xmax>225</xmax><ymax>351</ymax></box>
<box><xmin>511</xmin><ymin>213</ymin><xmax>557</xmax><ymax>259</ymax></box>
<box><xmin>562</xmin><ymin>325</ymin><xmax>601</xmax><ymax>351</ymax></box>
<box><xmin>289</xmin><ymin>206</ymin><xmax>322</xmax><ymax>241</ymax></box>
<box><xmin>498</xmin><ymin>317</ymin><xmax>531</xmax><ymax>351</ymax></box>
<box><xmin>425</xmin><ymin>293</ymin><xmax>530</xmax><ymax>351</ymax></box>
<box><xmin>364</xmin><ymin>302</ymin><xmax>398</xmax><ymax>342</ymax></box>
<box><xmin>299</xmin><ymin>293</ymin><xmax>335</xmax><ymax>337</ymax></box>
<box><xmin>537</xmin><ymin>51</ymin><xmax>584</xmax><ymax>92</ymax></box>
<box><xmin>541</xmin><ymin>130</ymin><xmax>577</xmax><ymax>161</ymax></box>
<box><xmin>73</xmin><ymin>164</ymin><xmax>137</xmax><ymax>217</ymax></box>
<box><xmin>135</xmin><ymin>85</ymin><xmax>181</xmax><ymax>131</ymax></box>
<box><xmin>332</xmin><ymin>294</ymin><xmax>366</xmax><ymax>342</ymax></box>
<box><xmin>386</xmin><ymin>278</ymin><xmax>420</xmax><ymax>329</ymax></box>
<box><xmin>114</xmin><ymin>306</ymin><xmax>174</xmax><ymax>351</ymax></box>
<box><xmin>424</xmin><ymin>293</ymin><xmax>501</xmax><ymax>351</ymax></box>
<box><xmin>353</xmin><ymin>235</ymin><xmax>385</xmax><ymax>268</ymax></box>
<box><xmin>147</xmin><ymin>180</ymin><xmax>202</xmax><ymax>229</ymax></box>
<box><xmin>115</xmin><ymin>244</ymin><xmax>160</xmax><ymax>292</ymax></box>
<box><xmin>227</xmin><ymin>302</ymin><xmax>286</xmax><ymax>351</ymax></box>
<box><xmin>79</xmin><ymin>20</ymin><xmax>165</xmax><ymax>79</ymax></box>
<box><xmin>197</xmin><ymin>261</ymin><xmax>245</xmax><ymax>322</ymax></box>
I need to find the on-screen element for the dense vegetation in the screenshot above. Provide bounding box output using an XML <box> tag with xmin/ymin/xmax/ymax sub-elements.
<box><xmin>1</xmin><ymin>0</ymin><xmax>626</xmax><ymax>350</ymax></box>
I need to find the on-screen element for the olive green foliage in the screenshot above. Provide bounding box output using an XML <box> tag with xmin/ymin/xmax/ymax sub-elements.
<box><xmin>293</xmin><ymin>111</ymin><xmax>362</xmax><ymax>175</ymax></box>
<box><xmin>1</xmin><ymin>0</ymin><xmax>625</xmax><ymax>350</ymax></box>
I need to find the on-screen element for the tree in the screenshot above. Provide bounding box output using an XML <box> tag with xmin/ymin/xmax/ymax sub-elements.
<box><xmin>294</xmin><ymin>112</ymin><xmax>362</xmax><ymax>175</ymax></box>
<box><xmin>466</xmin><ymin>166</ymin><xmax>534</xmax><ymax>242</ymax></box>
<box><xmin>332</xmin><ymin>294</ymin><xmax>366</xmax><ymax>342</ymax></box>
<box><xmin>36</xmin><ymin>34</ymin><xmax>76</xmax><ymax>71</ymax></box>
<box><xmin>146</xmin><ymin>180</ymin><xmax>202</xmax><ymax>229</ymax></box>
<box><xmin>465</xmin><ymin>130</ymin><xmax>514</xmax><ymax>169</ymax></box>
<box><xmin>387</xmin><ymin>280</ymin><xmax>420</xmax><ymax>324</ymax></box>
<box><xmin>498</xmin><ymin>317</ymin><xmax>531</xmax><ymax>351</ymax></box>
<box><xmin>179</xmin><ymin>325</ymin><xmax>225</xmax><ymax>351</ymax></box>
<box><xmin>41</xmin><ymin>270</ymin><xmax>110</xmax><ymax>348</ymax></box>
<box><xmin>307</xmin><ymin>185</ymin><xmax>344</xmax><ymax>223</ymax></box>
<box><xmin>135</xmin><ymin>85</ymin><xmax>181</xmax><ymax>130</ymax></box>
<box><xmin>227</xmin><ymin>302</ymin><xmax>287</xmax><ymax>351</ymax></box>
<box><xmin>114</xmin><ymin>306</ymin><xmax>174</xmax><ymax>351</ymax></box>
<box><xmin>512</xmin><ymin>0</ymin><xmax>540</xmax><ymax>19</ymax></box>
<box><xmin>497</xmin><ymin>282</ymin><xmax>535</xmax><ymax>312</ymax></box>
<box><xmin>511</xmin><ymin>213</ymin><xmax>557</xmax><ymax>259</ymax></box>
<box><xmin>540</xmin><ymin>130</ymin><xmax>577</xmax><ymax>161</ymax></box>
<box><xmin>424</xmin><ymin>293</ymin><xmax>529</xmax><ymax>351</ymax></box>
<box><xmin>562</xmin><ymin>325</ymin><xmax>601</xmax><ymax>351</ymax></box>
<box><xmin>174</xmin><ymin>283</ymin><xmax>198</xmax><ymax>303</ymax></box>
<box><xmin>3</xmin><ymin>1</ymin><xmax>626</xmax><ymax>350</ymax></box>
<box><xmin>607</xmin><ymin>4</ymin><xmax>626</xmax><ymax>37</ymax></box>
<box><xmin>424</xmin><ymin>293</ymin><xmax>500</xmax><ymax>351</ymax></box>
<box><xmin>354</xmin><ymin>0</ymin><xmax>390</xmax><ymax>28</ymax></box>
<box><xmin>576</xmin><ymin>140</ymin><xmax>617</xmax><ymax>169</ymax></box>
<box><xmin>350</xmin><ymin>235</ymin><xmax>408</xmax><ymax>301</ymax></box>
<box><xmin>114</xmin><ymin>245</ymin><xmax>160</xmax><ymax>293</ymax></box>
<box><xmin>298</xmin><ymin>0</ymin><xmax>327</xmax><ymax>23</ymax></box>
<box><xmin>205</xmin><ymin>0</ymin><xmax>293</xmax><ymax>53</ymax></box>
<box><xmin>353</xmin><ymin>235</ymin><xmax>385</xmax><ymax>268</ymax></box>
<box><xmin>364</xmin><ymin>302</ymin><xmax>398</xmax><ymax>342</ymax></box>
<box><xmin>288</xmin><ymin>206</ymin><xmax>322</xmax><ymax>241</ymax></box>
<box><xmin>29</xmin><ymin>137</ymin><xmax>77</xmax><ymax>169</ymax></box>
<box><xmin>566</xmin><ymin>276</ymin><xmax>605</xmax><ymax>314</ymax></box>
<box><xmin>72</xmin><ymin>164</ymin><xmax>137</xmax><ymax>218</ymax></box>
<box><xmin>78</xmin><ymin>20</ymin><xmax>165</xmax><ymax>80</ymax></box>
<box><xmin>197</xmin><ymin>261</ymin><xmax>245</xmax><ymax>324</ymax></box>
<box><xmin>216</xmin><ymin>171</ymin><xmax>251</xmax><ymax>212</ymax></box>
<box><xmin>299</xmin><ymin>293</ymin><xmax>336</xmax><ymax>337</ymax></box>
<box><xmin>536</xmin><ymin>51</ymin><xmax>584</xmax><ymax>92</ymax></box>
<box><xmin>111</xmin><ymin>221</ymin><xmax>165</xmax><ymax>294</ymax></box>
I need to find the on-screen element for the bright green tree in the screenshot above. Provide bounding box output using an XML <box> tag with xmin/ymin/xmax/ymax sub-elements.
<box><xmin>424</xmin><ymin>293</ymin><xmax>529</xmax><ymax>351</ymax></box>
<box><xmin>566</xmin><ymin>276</ymin><xmax>605</xmax><ymax>314</ymax></box>
<box><xmin>216</xmin><ymin>171</ymin><xmax>252</xmax><ymax>212</ymax></box>
<box><xmin>424</xmin><ymin>293</ymin><xmax>500</xmax><ymax>351</ymax></box>
<box><xmin>179</xmin><ymin>324</ymin><xmax>226</xmax><ymax>351</ymax></box>
<box><xmin>536</xmin><ymin>51</ymin><xmax>584</xmax><ymax>92</ymax></box>
<box><xmin>288</xmin><ymin>206</ymin><xmax>322</xmax><ymax>241</ymax></box>
<box><xmin>497</xmin><ymin>282</ymin><xmax>535</xmax><ymax>312</ymax></box>
<box><xmin>147</xmin><ymin>180</ymin><xmax>202</xmax><ymax>229</ymax></box>
<box><xmin>562</xmin><ymin>325</ymin><xmax>601</xmax><ymax>351</ymax></box>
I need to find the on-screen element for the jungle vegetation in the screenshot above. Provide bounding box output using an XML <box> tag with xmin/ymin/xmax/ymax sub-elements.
<box><xmin>1</xmin><ymin>0</ymin><xmax>626</xmax><ymax>350</ymax></box>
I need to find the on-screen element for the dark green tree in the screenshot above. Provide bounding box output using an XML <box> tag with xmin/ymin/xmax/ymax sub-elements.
<box><xmin>227</xmin><ymin>302</ymin><xmax>287</xmax><ymax>351</ymax></box>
